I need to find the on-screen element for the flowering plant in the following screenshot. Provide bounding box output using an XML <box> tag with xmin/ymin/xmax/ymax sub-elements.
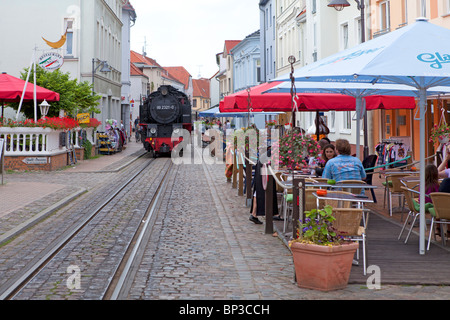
<box><xmin>79</xmin><ymin>118</ymin><xmax>101</xmax><ymax>129</ymax></box>
<box><xmin>289</xmin><ymin>205</ymin><xmax>345</xmax><ymax>247</ymax></box>
<box><xmin>276</xmin><ymin>129</ymin><xmax>321</xmax><ymax>170</ymax></box>
<box><xmin>429</xmin><ymin>122</ymin><xmax>450</xmax><ymax>143</ymax></box>
<box><xmin>265</xmin><ymin>120</ymin><xmax>277</xmax><ymax>127</ymax></box>
<box><xmin>0</xmin><ymin>117</ymin><xmax>84</xmax><ymax>130</ymax></box>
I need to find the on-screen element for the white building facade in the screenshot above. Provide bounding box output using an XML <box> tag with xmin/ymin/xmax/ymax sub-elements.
<box><xmin>0</xmin><ymin>0</ymin><xmax>124</xmax><ymax>131</ymax></box>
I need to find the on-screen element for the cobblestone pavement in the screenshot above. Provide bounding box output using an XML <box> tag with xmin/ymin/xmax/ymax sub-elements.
<box><xmin>1</xmin><ymin>142</ymin><xmax>450</xmax><ymax>300</ymax></box>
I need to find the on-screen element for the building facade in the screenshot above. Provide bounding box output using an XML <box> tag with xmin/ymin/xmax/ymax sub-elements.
<box><xmin>259</xmin><ymin>0</ymin><xmax>277</xmax><ymax>82</ymax></box>
<box><xmin>121</xmin><ymin>2</ymin><xmax>137</xmax><ymax>138</ymax></box>
<box><xmin>192</xmin><ymin>78</ymin><xmax>211</xmax><ymax>115</ymax></box>
<box><xmin>0</xmin><ymin>0</ymin><xmax>124</xmax><ymax>131</ymax></box>
<box><xmin>231</xmin><ymin>30</ymin><xmax>261</xmax><ymax>93</ymax></box>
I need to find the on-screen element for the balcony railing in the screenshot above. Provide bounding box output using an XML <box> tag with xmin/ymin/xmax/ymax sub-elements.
<box><xmin>373</xmin><ymin>27</ymin><xmax>391</xmax><ymax>38</ymax></box>
<box><xmin>0</xmin><ymin>127</ymin><xmax>94</xmax><ymax>156</ymax></box>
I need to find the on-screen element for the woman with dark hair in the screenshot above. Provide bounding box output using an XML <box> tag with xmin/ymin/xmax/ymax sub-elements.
<box><xmin>321</xmin><ymin>144</ymin><xmax>337</xmax><ymax>167</ymax></box>
<box><xmin>424</xmin><ymin>164</ymin><xmax>440</xmax><ymax>202</ymax></box>
<box><xmin>413</xmin><ymin>164</ymin><xmax>439</xmax><ymax>212</ymax></box>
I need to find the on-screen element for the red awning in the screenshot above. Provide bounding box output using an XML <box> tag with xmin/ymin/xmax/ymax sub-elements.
<box><xmin>219</xmin><ymin>82</ymin><xmax>416</xmax><ymax>113</ymax></box>
<box><xmin>0</xmin><ymin>73</ymin><xmax>60</xmax><ymax>102</ymax></box>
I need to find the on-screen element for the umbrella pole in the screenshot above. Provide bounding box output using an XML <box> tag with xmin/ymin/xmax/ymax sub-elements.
<box><xmin>356</xmin><ymin>98</ymin><xmax>362</xmax><ymax>160</ymax></box>
<box><xmin>419</xmin><ymin>88</ymin><xmax>426</xmax><ymax>255</ymax></box>
<box><xmin>33</xmin><ymin>47</ymin><xmax>37</xmax><ymax>122</ymax></box>
<box><xmin>16</xmin><ymin>51</ymin><xmax>35</xmax><ymax>121</ymax></box>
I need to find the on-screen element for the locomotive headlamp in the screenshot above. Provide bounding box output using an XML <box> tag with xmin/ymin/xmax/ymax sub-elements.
<box><xmin>161</xmin><ymin>86</ymin><xmax>169</xmax><ymax>96</ymax></box>
<box><xmin>150</xmin><ymin>128</ymin><xmax>157</xmax><ymax>134</ymax></box>
<box><xmin>173</xmin><ymin>128</ymin><xmax>180</xmax><ymax>134</ymax></box>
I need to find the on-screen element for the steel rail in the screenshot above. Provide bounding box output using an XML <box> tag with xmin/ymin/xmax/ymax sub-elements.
<box><xmin>0</xmin><ymin>158</ymin><xmax>155</xmax><ymax>300</ymax></box>
<box><xmin>104</xmin><ymin>161</ymin><xmax>173</xmax><ymax>300</ymax></box>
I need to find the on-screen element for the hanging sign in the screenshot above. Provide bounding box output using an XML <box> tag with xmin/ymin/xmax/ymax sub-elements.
<box><xmin>38</xmin><ymin>52</ymin><xmax>64</xmax><ymax>71</ymax></box>
<box><xmin>77</xmin><ymin>113</ymin><xmax>90</xmax><ymax>124</ymax></box>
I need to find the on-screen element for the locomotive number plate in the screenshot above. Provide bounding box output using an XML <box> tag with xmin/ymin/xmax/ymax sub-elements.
<box><xmin>157</xmin><ymin>105</ymin><xmax>175</xmax><ymax>110</ymax></box>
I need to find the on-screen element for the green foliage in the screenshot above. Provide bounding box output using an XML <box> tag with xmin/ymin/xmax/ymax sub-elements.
<box><xmin>292</xmin><ymin>205</ymin><xmax>345</xmax><ymax>246</ymax></box>
<box><xmin>82</xmin><ymin>139</ymin><xmax>93</xmax><ymax>160</ymax></box>
<box><xmin>9</xmin><ymin>67</ymin><xmax>101</xmax><ymax>119</ymax></box>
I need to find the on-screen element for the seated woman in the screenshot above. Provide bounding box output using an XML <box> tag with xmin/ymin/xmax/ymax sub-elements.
<box><xmin>308</xmin><ymin>141</ymin><xmax>336</xmax><ymax>176</ymax></box>
<box><xmin>413</xmin><ymin>164</ymin><xmax>439</xmax><ymax>212</ymax></box>
<box><xmin>321</xmin><ymin>144</ymin><xmax>337</xmax><ymax>167</ymax></box>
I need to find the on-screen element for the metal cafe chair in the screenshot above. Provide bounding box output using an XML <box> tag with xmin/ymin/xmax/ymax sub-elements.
<box><xmin>398</xmin><ymin>186</ymin><xmax>421</xmax><ymax>244</ymax></box>
<box><xmin>428</xmin><ymin>193</ymin><xmax>450</xmax><ymax>250</ymax></box>
<box><xmin>332</xmin><ymin>207</ymin><xmax>367</xmax><ymax>275</ymax></box>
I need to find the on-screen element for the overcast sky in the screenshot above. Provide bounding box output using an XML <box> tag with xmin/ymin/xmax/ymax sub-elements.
<box><xmin>129</xmin><ymin>0</ymin><xmax>260</xmax><ymax>79</ymax></box>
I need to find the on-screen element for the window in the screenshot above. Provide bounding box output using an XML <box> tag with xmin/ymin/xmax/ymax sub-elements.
<box><xmin>256</xmin><ymin>59</ymin><xmax>261</xmax><ymax>83</ymax></box>
<box><xmin>343</xmin><ymin>111</ymin><xmax>352</xmax><ymax>130</ymax></box>
<box><xmin>312</xmin><ymin>0</ymin><xmax>317</xmax><ymax>14</ymax></box>
<box><xmin>447</xmin><ymin>0</ymin><xmax>450</xmax><ymax>14</ymax></box>
<box><xmin>313</xmin><ymin>23</ymin><xmax>317</xmax><ymax>48</ymax></box>
<box><xmin>270</xmin><ymin>4</ymin><xmax>272</xmax><ymax>27</ymax></box>
<box><xmin>342</xmin><ymin>23</ymin><xmax>349</xmax><ymax>49</ymax></box>
<box><xmin>329</xmin><ymin>111</ymin><xmax>336</xmax><ymax>131</ymax></box>
<box><xmin>65</xmin><ymin>19</ymin><xmax>74</xmax><ymax>56</ymax></box>
<box><xmin>380</xmin><ymin>1</ymin><xmax>390</xmax><ymax>31</ymax></box>
<box><xmin>356</xmin><ymin>18</ymin><xmax>362</xmax><ymax>44</ymax></box>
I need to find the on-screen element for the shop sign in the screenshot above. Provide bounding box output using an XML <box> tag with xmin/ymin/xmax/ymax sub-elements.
<box><xmin>22</xmin><ymin>157</ymin><xmax>48</xmax><ymax>165</ymax></box>
<box><xmin>38</xmin><ymin>52</ymin><xmax>64</xmax><ymax>71</ymax></box>
<box><xmin>77</xmin><ymin>113</ymin><xmax>90</xmax><ymax>124</ymax></box>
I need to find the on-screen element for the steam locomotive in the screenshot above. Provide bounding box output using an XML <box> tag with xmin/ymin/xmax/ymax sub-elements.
<box><xmin>139</xmin><ymin>85</ymin><xmax>192</xmax><ymax>157</ymax></box>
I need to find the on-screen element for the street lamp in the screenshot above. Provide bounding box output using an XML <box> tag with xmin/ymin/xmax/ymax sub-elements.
<box><xmin>328</xmin><ymin>0</ymin><xmax>369</xmax><ymax>159</ymax></box>
<box><xmin>39</xmin><ymin>99</ymin><xmax>50</xmax><ymax>119</ymax></box>
<box><xmin>328</xmin><ymin>0</ymin><xmax>351</xmax><ymax>11</ymax></box>
<box><xmin>91</xmin><ymin>59</ymin><xmax>112</xmax><ymax>94</ymax></box>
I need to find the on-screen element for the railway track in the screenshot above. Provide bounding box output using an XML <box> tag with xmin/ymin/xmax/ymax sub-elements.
<box><xmin>0</xmin><ymin>157</ymin><xmax>172</xmax><ymax>300</ymax></box>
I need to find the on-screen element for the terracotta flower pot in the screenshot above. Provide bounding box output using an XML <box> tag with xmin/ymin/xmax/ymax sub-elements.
<box><xmin>290</xmin><ymin>241</ymin><xmax>359</xmax><ymax>292</ymax></box>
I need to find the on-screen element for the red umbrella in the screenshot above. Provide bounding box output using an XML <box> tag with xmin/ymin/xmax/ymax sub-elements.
<box><xmin>219</xmin><ymin>81</ymin><xmax>416</xmax><ymax>112</ymax></box>
<box><xmin>0</xmin><ymin>72</ymin><xmax>60</xmax><ymax>118</ymax></box>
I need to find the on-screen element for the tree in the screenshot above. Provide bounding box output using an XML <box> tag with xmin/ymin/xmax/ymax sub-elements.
<box><xmin>10</xmin><ymin>67</ymin><xmax>102</xmax><ymax>119</ymax></box>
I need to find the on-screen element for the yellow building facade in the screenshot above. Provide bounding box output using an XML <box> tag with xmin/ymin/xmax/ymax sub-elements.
<box><xmin>369</xmin><ymin>0</ymin><xmax>450</xmax><ymax>162</ymax></box>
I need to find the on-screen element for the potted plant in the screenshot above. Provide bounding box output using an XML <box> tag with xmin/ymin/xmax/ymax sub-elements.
<box><xmin>429</xmin><ymin>122</ymin><xmax>450</xmax><ymax>144</ymax></box>
<box><xmin>289</xmin><ymin>205</ymin><xmax>359</xmax><ymax>292</ymax></box>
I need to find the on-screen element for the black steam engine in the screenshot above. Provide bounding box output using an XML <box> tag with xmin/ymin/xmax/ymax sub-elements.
<box><xmin>139</xmin><ymin>85</ymin><xmax>192</xmax><ymax>157</ymax></box>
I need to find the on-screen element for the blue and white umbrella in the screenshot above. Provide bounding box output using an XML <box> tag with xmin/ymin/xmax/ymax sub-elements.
<box><xmin>272</xmin><ymin>18</ymin><xmax>450</xmax><ymax>255</ymax></box>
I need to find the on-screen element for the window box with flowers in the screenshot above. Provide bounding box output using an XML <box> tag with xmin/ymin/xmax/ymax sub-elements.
<box><xmin>265</xmin><ymin>120</ymin><xmax>277</xmax><ymax>128</ymax></box>
<box><xmin>429</xmin><ymin>122</ymin><xmax>450</xmax><ymax>144</ymax></box>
